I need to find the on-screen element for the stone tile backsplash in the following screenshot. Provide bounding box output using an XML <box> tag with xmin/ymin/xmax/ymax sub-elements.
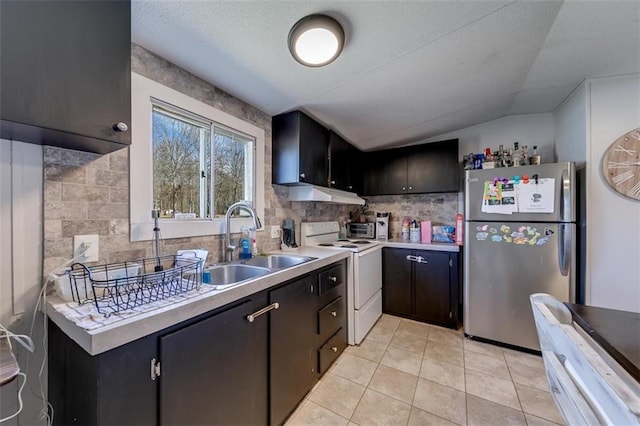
<box><xmin>364</xmin><ymin>193</ymin><xmax>459</xmax><ymax>239</ymax></box>
<box><xmin>43</xmin><ymin>44</ymin><xmax>352</xmax><ymax>273</ymax></box>
<box><xmin>43</xmin><ymin>45</ymin><xmax>461</xmax><ymax>274</ymax></box>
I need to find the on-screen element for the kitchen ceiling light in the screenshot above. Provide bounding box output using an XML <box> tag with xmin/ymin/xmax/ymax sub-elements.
<box><xmin>288</xmin><ymin>14</ymin><xmax>344</xmax><ymax>67</ymax></box>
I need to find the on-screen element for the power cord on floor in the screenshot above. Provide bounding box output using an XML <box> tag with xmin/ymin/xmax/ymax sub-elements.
<box><xmin>0</xmin><ymin>246</ymin><xmax>90</xmax><ymax>424</ymax></box>
<box><xmin>0</xmin><ymin>372</ymin><xmax>27</xmax><ymax>423</ymax></box>
<box><xmin>0</xmin><ymin>323</ymin><xmax>34</xmax><ymax>424</ymax></box>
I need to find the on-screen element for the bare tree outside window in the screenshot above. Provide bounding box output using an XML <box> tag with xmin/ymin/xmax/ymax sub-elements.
<box><xmin>152</xmin><ymin>106</ymin><xmax>254</xmax><ymax>220</ymax></box>
<box><xmin>214</xmin><ymin>128</ymin><xmax>253</xmax><ymax>216</ymax></box>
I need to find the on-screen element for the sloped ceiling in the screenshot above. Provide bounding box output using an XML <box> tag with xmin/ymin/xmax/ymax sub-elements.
<box><xmin>132</xmin><ymin>1</ymin><xmax>640</xmax><ymax>151</ymax></box>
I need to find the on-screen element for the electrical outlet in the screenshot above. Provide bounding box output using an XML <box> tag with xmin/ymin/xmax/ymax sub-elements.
<box><xmin>270</xmin><ymin>225</ymin><xmax>282</xmax><ymax>239</ymax></box>
<box><xmin>74</xmin><ymin>234</ymin><xmax>99</xmax><ymax>262</ymax></box>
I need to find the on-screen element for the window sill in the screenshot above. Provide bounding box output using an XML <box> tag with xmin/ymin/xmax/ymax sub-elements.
<box><xmin>130</xmin><ymin>217</ymin><xmax>262</xmax><ymax>242</ymax></box>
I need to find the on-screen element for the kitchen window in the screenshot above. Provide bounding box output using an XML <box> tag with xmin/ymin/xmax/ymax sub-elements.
<box><xmin>130</xmin><ymin>73</ymin><xmax>265</xmax><ymax>241</ymax></box>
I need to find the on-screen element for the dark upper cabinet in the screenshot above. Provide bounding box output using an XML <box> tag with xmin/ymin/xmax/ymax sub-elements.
<box><xmin>363</xmin><ymin>139</ymin><xmax>460</xmax><ymax>195</ymax></box>
<box><xmin>273</xmin><ymin>111</ymin><xmax>329</xmax><ymax>186</ymax></box>
<box><xmin>364</xmin><ymin>147</ymin><xmax>410</xmax><ymax>195</ymax></box>
<box><xmin>329</xmin><ymin>130</ymin><xmax>363</xmax><ymax>193</ymax></box>
<box><xmin>406</xmin><ymin>140</ymin><xmax>460</xmax><ymax>193</ymax></box>
<box><xmin>0</xmin><ymin>1</ymin><xmax>131</xmax><ymax>154</ymax></box>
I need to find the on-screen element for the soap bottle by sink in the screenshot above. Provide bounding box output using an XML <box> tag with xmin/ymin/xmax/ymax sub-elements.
<box><xmin>239</xmin><ymin>227</ymin><xmax>252</xmax><ymax>259</ymax></box>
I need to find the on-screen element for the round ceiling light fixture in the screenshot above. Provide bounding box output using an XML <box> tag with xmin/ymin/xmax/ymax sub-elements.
<box><xmin>288</xmin><ymin>14</ymin><xmax>345</xmax><ymax>67</ymax></box>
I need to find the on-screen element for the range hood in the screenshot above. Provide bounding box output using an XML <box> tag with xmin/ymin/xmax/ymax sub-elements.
<box><xmin>283</xmin><ymin>184</ymin><xmax>365</xmax><ymax>205</ymax></box>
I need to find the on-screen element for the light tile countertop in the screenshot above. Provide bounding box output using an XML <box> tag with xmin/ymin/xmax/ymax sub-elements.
<box><xmin>47</xmin><ymin>247</ymin><xmax>350</xmax><ymax>356</ymax></box>
<box><xmin>46</xmin><ymin>242</ymin><xmax>459</xmax><ymax>356</ymax></box>
<box><xmin>381</xmin><ymin>240</ymin><xmax>460</xmax><ymax>252</ymax></box>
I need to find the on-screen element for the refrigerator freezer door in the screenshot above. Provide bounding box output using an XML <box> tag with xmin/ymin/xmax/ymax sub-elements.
<box><xmin>464</xmin><ymin>222</ymin><xmax>575</xmax><ymax>350</ymax></box>
<box><xmin>464</xmin><ymin>162</ymin><xmax>575</xmax><ymax>223</ymax></box>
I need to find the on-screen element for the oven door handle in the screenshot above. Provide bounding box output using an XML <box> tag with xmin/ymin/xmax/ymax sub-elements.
<box><xmin>357</xmin><ymin>244</ymin><xmax>383</xmax><ymax>257</ymax></box>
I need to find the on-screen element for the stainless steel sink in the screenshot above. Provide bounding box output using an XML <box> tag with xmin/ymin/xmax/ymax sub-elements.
<box><xmin>242</xmin><ymin>254</ymin><xmax>317</xmax><ymax>270</ymax></box>
<box><xmin>205</xmin><ymin>264</ymin><xmax>271</xmax><ymax>289</ymax></box>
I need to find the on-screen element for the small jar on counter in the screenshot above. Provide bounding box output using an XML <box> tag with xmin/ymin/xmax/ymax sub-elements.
<box><xmin>401</xmin><ymin>218</ymin><xmax>410</xmax><ymax>241</ymax></box>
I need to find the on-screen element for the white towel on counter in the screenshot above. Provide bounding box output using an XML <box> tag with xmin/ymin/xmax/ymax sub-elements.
<box><xmin>50</xmin><ymin>283</ymin><xmax>217</xmax><ymax>330</ymax></box>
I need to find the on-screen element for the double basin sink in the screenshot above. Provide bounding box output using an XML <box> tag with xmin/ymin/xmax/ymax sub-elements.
<box><xmin>204</xmin><ymin>254</ymin><xmax>317</xmax><ymax>290</ymax></box>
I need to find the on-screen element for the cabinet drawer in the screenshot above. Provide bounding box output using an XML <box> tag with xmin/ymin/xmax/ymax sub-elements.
<box><xmin>318</xmin><ymin>264</ymin><xmax>345</xmax><ymax>296</ymax></box>
<box><xmin>318</xmin><ymin>328</ymin><xmax>347</xmax><ymax>375</ymax></box>
<box><xmin>318</xmin><ymin>297</ymin><xmax>344</xmax><ymax>342</ymax></box>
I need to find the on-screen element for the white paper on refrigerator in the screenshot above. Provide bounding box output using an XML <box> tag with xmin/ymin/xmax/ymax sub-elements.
<box><xmin>517</xmin><ymin>178</ymin><xmax>555</xmax><ymax>213</ymax></box>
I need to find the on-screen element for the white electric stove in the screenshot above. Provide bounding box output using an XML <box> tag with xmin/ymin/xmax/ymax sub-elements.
<box><xmin>301</xmin><ymin>222</ymin><xmax>382</xmax><ymax>345</ymax></box>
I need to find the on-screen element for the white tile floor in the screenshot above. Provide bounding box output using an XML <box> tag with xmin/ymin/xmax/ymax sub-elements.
<box><xmin>286</xmin><ymin>315</ymin><xmax>564</xmax><ymax>426</ymax></box>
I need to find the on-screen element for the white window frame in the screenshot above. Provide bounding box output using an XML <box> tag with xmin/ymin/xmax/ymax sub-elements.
<box><xmin>130</xmin><ymin>73</ymin><xmax>265</xmax><ymax>242</ymax></box>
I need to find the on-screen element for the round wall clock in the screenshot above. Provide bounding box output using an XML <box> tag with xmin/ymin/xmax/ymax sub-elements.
<box><xmin>601</xmin><ymin>127</ymin><xmax>640</xmax><ymax>201</ymax></box>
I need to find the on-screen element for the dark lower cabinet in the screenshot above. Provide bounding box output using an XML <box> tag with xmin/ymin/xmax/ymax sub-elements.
<box><xmin>270</xmin><ymin>260</ymin><xmax>348</xmax><ymax>425</ymax></box>
<box><xmin>382</xmin><ymin>248</ymin><xmax>461</xmax><ymax>328</ymax></box>
<box><xmin>49</xmin><ymin>321</ymin><xmax>157</xmax><ymax>425</ymax></box>
<box><xmin>159</xmin><ymin>298</ymin><xmax>268</xmax><ymax>426</ymax></box>
<box><xmin>49</xmin><ymin>260</ymin><xmax>347</xmax><ymax>426</ymax></box>
<box><xmin>414</xmin><ymin>251</ymin><xmax>453</xmax><ymax>324</ymax></box>
<box><xmin>269</xmin><ymin>274</ymin><xmax>317</xmax><ymax>426</ymax></box>
<box><xmin>382</xmin><ymin>247</ymin><xmax>413</xmax><ymax>316</ymax></box>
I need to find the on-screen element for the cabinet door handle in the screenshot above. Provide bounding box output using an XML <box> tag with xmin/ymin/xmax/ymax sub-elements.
<box><xmin>408</xmin><ymin>186</ymin><xmax>413</xmax><ymax>190</ymax></box>
<box><xmin>328</xmin><ymin>276</ymin><xmax>337</xmax><ymax>282</ymax></box>
<box><xmin>331</xmin><ymin>346</ymin><xmax>338</xmax><ymax>352</ymax></box>
<box><xmin>406</xmin><ymin>255</ymin><xmax>428</xmax><ymax>264</ymax></box>
<box><xmin>113</xmin><ymin>122</ymin><xmax>129</xmax><ymax>132</ymax></box>
<box><xmin>246</xmin><ymin>302</ymin><xmax>279</xmax><ymax>322</ymax></box>
<box><xmin>330</xmin><ymin>311</ymin><xmax>337</xmax><ymax>317</ymax></box>
<box><xmin>330</xmin><ymin>180</ymin><xmax>336</xmax><ymax>185</ymax></box>
<box><xmin>300</xmin><ymin>173</ymin><xmax>306</xmax><ymax>180</ymax></box>
<box><xmin>402</xmin><ymin>187</ymin><xmax>406</xmax><ymax>191</ymax></box>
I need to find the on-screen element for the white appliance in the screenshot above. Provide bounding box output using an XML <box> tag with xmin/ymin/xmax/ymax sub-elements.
<box><xmin>375</xmin><ymin>212</ymin><xmax>390</xmax><ymax>240</ymax></box>
<box><xmin>301</xmin><ymin>222</ymin><xmax>382</xmax><ymax>345</ymax></box>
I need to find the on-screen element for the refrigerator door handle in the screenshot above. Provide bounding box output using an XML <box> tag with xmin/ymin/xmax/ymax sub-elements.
<box><xmin>561</xmin><ymin>166</ymin><xmax>571</xmax><ymax>222</ymax></box>
<box><xmin>558</xmin><ymin>224</ymin><xmax>571</xmax><ymax>276</ymax></box>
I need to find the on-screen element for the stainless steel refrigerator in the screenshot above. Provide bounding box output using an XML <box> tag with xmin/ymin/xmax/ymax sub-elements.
<box><xmin>464</xmin><ymin>162</ymin><xmax>576</xmax><ymax>351</ymax></box>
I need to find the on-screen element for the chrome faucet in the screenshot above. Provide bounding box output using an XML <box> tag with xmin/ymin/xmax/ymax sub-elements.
<box><xmin>225</xmin><ymin>202</ymin><xmax>261</xmax><ymax>262</ymax></box>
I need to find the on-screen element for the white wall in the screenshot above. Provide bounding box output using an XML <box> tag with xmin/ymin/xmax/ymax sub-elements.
<box><xmin>423</xmin><ymin>113</ymin><xmax>555</xmax><ymax>162</ymax></box>
<box><xmin>0</xmin><ymin>140</ymin><xmax>46</xmax><ymax>425</ymax></box>
<box><xmin>586</xmin><ymin>74</ymin><xmax>640</xmax><ymax>312</ymax></box>
<box><xmin>554</xmin><ymin>84</ymin><xmax>587</xmax><ymax>163</ymax></box>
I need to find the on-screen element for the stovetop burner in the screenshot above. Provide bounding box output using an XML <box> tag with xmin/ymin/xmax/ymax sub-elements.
<box><xmin>300</xmin><ymin>222</ymin><xmax>381</xmax><ymax>253</ymax></box>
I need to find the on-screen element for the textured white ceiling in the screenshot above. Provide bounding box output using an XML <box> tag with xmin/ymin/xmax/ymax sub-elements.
<box><xmin>132</xmin><ymin>0</ymin><xmax>640</xmax><ymax>151</ymax></box>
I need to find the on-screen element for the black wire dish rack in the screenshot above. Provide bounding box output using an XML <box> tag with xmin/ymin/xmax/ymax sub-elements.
<box><xmin>68</xmin><ymin>254</ymin><xmax>204</xmax><ymax>317</ymax></box>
